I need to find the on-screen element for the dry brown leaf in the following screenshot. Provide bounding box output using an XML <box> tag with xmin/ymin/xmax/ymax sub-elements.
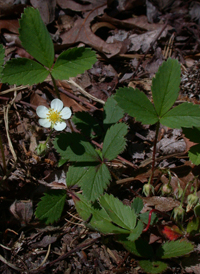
<box><xmin>59</xmin><ymin>5</ymin><xmax>126</xmax><ymax>57</ymax></box>
<box><xmin>0</xmin><ymin>19</ymin><xmax>19</xmax><ymax>33</ymax></box>
<box><xmin>142</xmin><ymin>196</ymin><xmax>180</xmax><ymax>212</ymax></box>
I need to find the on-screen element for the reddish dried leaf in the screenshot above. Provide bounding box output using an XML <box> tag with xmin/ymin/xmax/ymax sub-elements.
<box><xmin>0</xmin><ymin>20</ymin><xmax>19</xmax><ymax>33</ymax></box>
<box><xmin>159</xmin><ymin>224</ymin><xmax>183</xmax><ymax>241</ymax></box>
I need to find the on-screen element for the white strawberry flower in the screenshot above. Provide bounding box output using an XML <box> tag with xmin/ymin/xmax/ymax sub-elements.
<box><xmin>36</xmin><ymin>99</ymin><xmax>72</xmax><ymax>131</ymax></box>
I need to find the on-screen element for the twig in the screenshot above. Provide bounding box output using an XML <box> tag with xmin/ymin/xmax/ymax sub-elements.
<box><xmin>30</xmin><ymin>244</ymin><xmax>51</xmax><ymax>271</ymax></box>
<box><xmin>66</xmin><ymin>78</ymin><xmax>105</xmax><ymax>105</ymax></box>
<box><xmin>3</xmin><ymin>88</ymin><xmax>17</xmax><ymax>161</ymax></box>
<box><xmin>0</xmin><ymin>84</ymin><xmax>29</xmax><ymax>95</ymax></box>
<box><xmin>0</xmin><ymin>254</ymin><xmax>22</xmax><ymax>272</ymax></box>
<box><xmin>30</xmin><ymin>237</ymin><xmax>100</xmax><ymax>273</ymax></box>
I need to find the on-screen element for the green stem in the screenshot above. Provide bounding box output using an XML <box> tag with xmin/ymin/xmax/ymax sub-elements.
<box><xmin>50</xmin><ymin>73</ymin><xmax>60</xmax><ymax>99</ymax></box>
<box><xmin>0</xmin><ymin>134</ymin><xmax>6</xmax><ymax>175</ymax></box>
<box><xmin>45</xmin><ymin>129</ymin><xmax>54</xmax><ymax>145</ymax></box>
<box><xmin>180</xmin><ymin>181</ymin><xmax>192</xmax><ymax>206</ymax></box>
<box><xmin>149</xmin><ymin>121</ymin><xmax>160</xmax><ymax>185</ymax></box>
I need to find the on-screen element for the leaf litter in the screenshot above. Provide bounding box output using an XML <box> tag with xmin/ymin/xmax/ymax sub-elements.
<box><xmin>0</xmin><ymin>0</ymin><xmax>200</xmax><ymax>273</ymax></box>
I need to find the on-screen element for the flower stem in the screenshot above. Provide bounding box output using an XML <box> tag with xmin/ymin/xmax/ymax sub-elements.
<box><xmin>50</xmin><ymin>73</ymin><xmax>61</xmax><ymax>99</ymax></box>
<box><xmin>149</xmin><ymin>121</ymin><xmax>160</xmax><ymax>185</ymax></box>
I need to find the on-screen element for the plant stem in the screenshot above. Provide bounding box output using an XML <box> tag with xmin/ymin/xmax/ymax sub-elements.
<box><xmin>0</xmin><ymin>134</ymin><xmax>6</xmax><ymax>175</ymax></box>
<box><xmin>50</xmin><ymin>73</ymin><xmax>61</xmax><ymax>99</ymax></box>
<box><xmin>149</xmin><ymin>121</ymin><xmax>160</xmax><ymax>185</ymax></box>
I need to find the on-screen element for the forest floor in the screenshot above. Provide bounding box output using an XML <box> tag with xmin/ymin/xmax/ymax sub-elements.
<box><xmin>1</xmin><ymin>0</ymin><xmax>200</xmax><ymax>273</ymax></box>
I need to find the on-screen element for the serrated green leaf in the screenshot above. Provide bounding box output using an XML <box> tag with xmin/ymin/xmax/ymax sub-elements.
<box><xmin>102</xmin><ymin>123</ymin><xmax>128</xmax><ymax>161</ymax></box>
<box><xmin>131</xmin><ymin>197</ymin><xmax>144</xmax><ymax>214</ymax></box>
<box><xmin>188</xmin><ymin>144</ymin><xmax>200</xmax><ymax>165</ymax></box>
<box><xmin>19</xmin><ymin>7</ymin><xmax>54</xmax><ymax>68</ymax></box>
<box><xmin>58</xmin><ymin>158</ymin><xmax>67</xmax><ymax>167</ymax></box>
<box><xmin>152</xmin><ymin>58</ymin><xmax>181</xmax><ymax>116</ymax></box>
<box><xmin>75</xmin><ymin>194</ymin><xmax>129</xmax><ymax>234</ymax></box>
<box><xmin>160</xmin><ymin>103</ymin><xmax>200</xmax><ymax>128</ymax></box>
<box><xmin>2</xmin><ymin>58</ymin><xmax>49</xmax><ymax>85</ymax></box>
<box><xmin>114</xmin><ymin>87</ymin><xmax>158</xmax><ymax>125</ymax></box>
<box><xmin>53</xmin><ymin>132</ymin><xmax>100</xmax><ymax>162</ymax></box>
<box><xmin>99</xmin><ymin>193</ymin><xmax>137</xmax><ymax>230</ymax></box>
<box><xmin>139</xmin><ymin>260</ymin><xmax>168</xmax><ymax>274</ymax></box>
<box><xmin>156</xmin><ymin>240</ymin><xmax>193</xmax><ymax>259</ymax></box>
<box><xmin>0</xmin><ymin>44</ymin><xmax>5</xmax><ymax>76</ymax></box>
<box><xmin>66</xmin><ymin>165</ymin><xmax>89</xmax><ymax>187</ymax></box>
<box><xmin>103</xmin><ymin>96</ymin><xmax>124</xmax><ymax>126</ymax></box>
<box><xmin>67</xmin><ymin>163</ymin><xmax>111</xmax><ymax>201</ymax></box>
<box><xmin>127</xmin><ymin>220</ymin><xmax>144</xmax><ymax>241</ymax></box>
<box><xmin>51</xmin><ymin>47</ymin><xmax>96</xmax><ymax>80</ymax></box>
<box><xmin>35</xmin><ymin>190</ymin><xmax>67</xmax><ymax>224</ymax></box>
<box><xmin>72</xmin><ymin>112</ymin><xmax>102</xmax><ymax>139</ymax></box>
<box><xmin>118</xmin><ymin>237</ymin><xmax>154</xmax><ymax>259</ymax></box>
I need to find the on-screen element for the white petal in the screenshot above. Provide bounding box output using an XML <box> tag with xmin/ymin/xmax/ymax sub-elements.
<box><xmin>36</xmin><ymin>106</ymin><xmax>49</xmax><ymax>118</ymax></box>
<box><xmin>60</xmin><ymin>107</ymin><xmax>72</xmax><ymax>119</ymax></box>
<box><xmin>38</xmin><ymin>118</ymin><xmax>51</xmax><ymax>128</ymax></box>
<box><xmin>51</xmin><ymin>99</ymin><xmax>63</xmax><ymax>112</ymax></box>
<box><xmin>54</xmin><ymin>122</ymin><xmax>66</xmax><ymax>131</ymax></box>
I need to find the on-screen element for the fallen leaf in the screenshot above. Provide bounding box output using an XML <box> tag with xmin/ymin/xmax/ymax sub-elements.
<box><xmin>59</xmin><ymin>5</ymin><xmax>126</xmax><ymax>57</ymax></box>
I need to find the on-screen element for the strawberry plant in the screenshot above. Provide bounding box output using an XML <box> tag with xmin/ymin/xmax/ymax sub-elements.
<box><xmin>1</xmin><ymin>7</ymin><xmax>200</xmax><ymax>274</ymax></box>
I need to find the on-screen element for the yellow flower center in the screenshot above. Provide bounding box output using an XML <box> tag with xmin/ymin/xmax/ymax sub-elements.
<box><xmin>47</xmin><ymin>109</ymin><xmax>62</xmax><ymax>124</ymax></box>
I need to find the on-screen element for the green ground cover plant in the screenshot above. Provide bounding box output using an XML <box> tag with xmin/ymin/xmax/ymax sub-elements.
<box><xmin>1</xmin><ymin>7</ymin><xmax>200</xmax><ymax>273</ymax></box>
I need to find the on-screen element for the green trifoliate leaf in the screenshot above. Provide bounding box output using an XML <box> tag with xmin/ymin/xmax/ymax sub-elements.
<box><xmin>0</xmin><ymin>44</ymin><xmax>5</xmax><ymax>76</ymax></box>
<box><xmin>35</xmin><ymin>190</ymin><xmax>67</xmax><ymax>224</ymax></box>
<box><xmin>160</xmin><ymin>102</ymin><xmax>200</xmax><ymax>128</ymax></box>
<box><xmin>118</xmin><ymin>237</ymin><xmax>154</xmax><ymax>259</ymax></box>
<box><xmin>51</xmin><ymin>47</ymin><xmax>97</xmax><ymax>80</ymax></box>
<box><xmin>2</xmin><ymin>58</ymin><xmax>49</xmax><ymax>85</ymax></box>
<box><xmin>139</xmin><ymin>260</ymin><xmax>168</xmax><ymax>274</ymax></box>
<box><xmin>152</xmin><ymin>58</ymin><xmax>181</xmax><ymax>117</ymax></box>
<box><xmin>53</xmin><ymin>132</ymin><xmax>100</xmax><ymax>162</ymax></box>
<box><xmin>72</xmin><ymin>112</ymin><xmax>102</xmax><ymax>139</ymax></box>
<box><xmin>102</xmin><ymin>123</ymin><xmax>128</xmax><ymax>161</ymax></box>
<box><xmin>103</xmin><ymin>96</ymin><xmax>124</xmax><ymax>126</ymax></box>
<box><xmin>74</xmin><ymin>194</ymin><xmax>129</xmax><ymax>234</ymax></box>
<box><xmin>67</xmin><ymin>163</ymin><xmax>111</xmax><ymax>202</ymax></box>
<box><xmin>99</xmin><ymin>193</ymin><xmax>137</xmax><ymax>230</ymax></box>
<box><xmin>156</xmin><ymin>240</ymin><xmax>193</xmax><ymax>259</ymax></box>
<box><xmin>19</xmin><ymin>7</ymin><xmax>54</xmax><ymax>68</ymax></box>
<box><xmin>131</xmin><ymin>197</ymin><xmax>144</xmax><ymax>214</ymax></box>
<box><xmin>114</xmin><ymin>87</ymin><xmax>158</xmax><ymax>125</ymax></box>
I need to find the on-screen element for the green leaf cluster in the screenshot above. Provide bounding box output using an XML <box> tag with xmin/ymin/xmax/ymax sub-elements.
<box><xmin>119</xmin><ymin>236</ymin><xmax>193</xmax><ymax>274</ymax></box>
<box><xmin>1</xmin><ymin>7</ymin><xmax>97</xmax><ymax>85</ymax></box>
<box><xmin>74</xmin><ymin>193</ymin><xmax>143</xmax><ymax>238</ymax></box>
<box><xmin>114</xmin><ymin>58</ymin><xmax>200</xmax><ymax>129</ymax></box>
<box><xmin>53</xmin><ymin>122</ymin><xmax>128</xmax><ymax>201</ymax></box>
